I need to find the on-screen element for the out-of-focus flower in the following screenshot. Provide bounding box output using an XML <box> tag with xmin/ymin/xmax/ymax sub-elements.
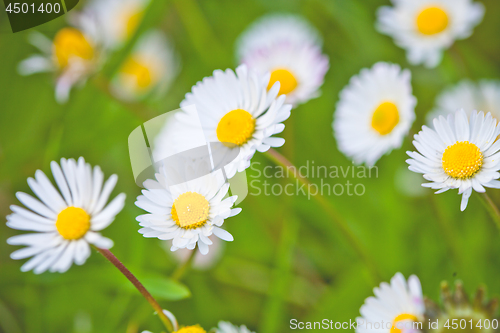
<box><xmin>356</xmin><ymin>273</ymin><xmax>425</xmax><ymax>333</ymax></box>
<box><xmin>178</xmin><ymin>65</ymin><xmax>292</xmax><ymax>178</ymax></box>
<box><xmin>407</xmin><ymin>109</ymin><xmax>500</xmax><ymax>211</ymax></box>
<box><xmin>236</xmin><ymin>14</ymin><xmax>329</xmax><ymax>105</ymax></box>
<box><xmin>17</xmin><ymin>14</ymin><xmax>104</xmax><ymax>103</ymax></box>
<box><xmin>135</xmin><ymin>161</ymin><xmax>241</xmax><ymax>255</ymax></box>
<box><xmin>427</xmin><ymin>80</ymin><xmax>500</xmax><ymax>123</ymax></box>
<box><xmin>376</xmin><ymin>0</ymin><xmax>484</xmax><ymax>68</ymax></box>
<box><xmin>333</xmin><ymin>62</ymin><xmax>416</xmax><ymax>165</ymax></box>
<box><xmin>85</xmin><ymin>0</ymin><xmax>150</xmax><ymax>49</ymax></box>
<box><xmin>6</xmin><ymin>157</ymin><xmax>126</xmax><ymax>274</ymax></box>
<box><xmin>111</xmin><ymin>30</ymin><xmax>179</xmax><ymax>101</ymax></box>
<box><xmin>216</xmin><ymin>321</ymin><xmax>255</xmax><ymax>333</ymax></box>
<box><xmin>424</xmin><ymin>281</ymin><xmax>499</xmax><ymax>333</ymax></box>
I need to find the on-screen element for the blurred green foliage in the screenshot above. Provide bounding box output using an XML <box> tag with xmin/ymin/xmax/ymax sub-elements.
<box><xmin>1</xmin><ymin>0</ymin><xmax>500</xmax><ymax>332</ymax></box>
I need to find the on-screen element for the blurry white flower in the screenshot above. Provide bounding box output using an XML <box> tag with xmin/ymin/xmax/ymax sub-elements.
<box><xmin>407</xmin><ymin>110</ymin><xmax>500</xmax><ymax>211</ymax></box>
<box><xmin>111</xmin><ymin>30</ymin><xmax>179</xmax><ymax>101</ymax></box>
<box><xmin>18</xmin><ymin>11</ymin><xmax>104</xmax><ymax>103</ymax></box>
<box><xmin>333</xmin><ymin>62</ymin><xmax>416</xmax><ymax>165</ymax></box>
<box><xmin>427</xmin><ymin>80</ymin><xmax>500</xmax><ymax>123</ymax></box>
<box><xmin>216</xmin><ymin>321</ymin><xmax>255</xmax><ymax>333</ymax></box>
<box><xmin>377</xmin><ymin>0</ymin><xmax>484</xmax><ymax>68</ymax></box>
<box><xmin>356</xmin><ymin>273</ymin><xmax>425</xmax><ymax>333</ymax></box>
<box><xmin>6</xmin><ymin>157</ymin><xmax>126</xmax><ymax>274</ymax></box>
<box><xmin>85</xmin><ymin>0</ymin><xmax>150</xmax><ymax>49</ymax></box>
<box><xmin>135</xmin><ymin>161</ymin><xmax>241</xmax><ymax>255</ymax></box>
<box><xmin>237</xmin><ymin>14</ymin><xmax>329</xmax><ymax>105</ymax></box>
<box><xmin>178</xmin><ymin>65</ymin><xmax>292</xmax><ymax>178</ymax></box>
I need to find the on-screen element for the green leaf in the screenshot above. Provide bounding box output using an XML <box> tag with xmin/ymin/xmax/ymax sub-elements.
<box><xmin>122</xmin><ymin>275</ymin><xmax>191</xmax><ymax>301</ymax></box>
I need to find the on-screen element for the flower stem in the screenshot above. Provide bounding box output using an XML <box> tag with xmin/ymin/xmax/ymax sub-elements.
<box><xmin>171</xmin><ymin>248</ymin><xmax>197</xmax><ymax>281</ymax></box>
<box><xmin>480</xmin><ymin>193</ymin><xmax>500</xmax><ymax>230</ymax></box>
<box><xmin>264</xmin><ymin>148</ymin><xmax>381</xmax><ymax>283</ymax></box>
<box><xmin>95</xmin><ymin>247</ymin><xmax>174</xmax><ymax>332</ymax></box>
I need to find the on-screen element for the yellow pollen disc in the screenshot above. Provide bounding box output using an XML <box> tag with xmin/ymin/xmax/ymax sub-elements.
<box><xmin>53</xmin><ymin>27</ymin><xmax>94</xmax><ymax>69</ymax></box>
<box><xmin>442</xmin><ymin>141</ymin><xmax>483</xmax><ymax>179</ymax></box>
<box><xmin>216</xmin><ymin>109</ymin><xmax>255</xmax><ymax>147</ymax></box>
<box><xmin>174</xmin><ymin>325</ymin><xmax>206</xmax><ymax>333</ymax></box>
<box><xmin>267</xmin><ymin>68</ymin><xmax>298</xmax><ymax>95</ymax></box>
<box><xmin>371</xmin><ymin>102</ymin><xmax>400</xmax><ymax>135</ymax></box>
<box><xmin>416</xmin><ymin>7</ymin><xmax>449</xmax><ymax>35</ymax></box>
<box><xmin>391</xmin><ymin>314</ymin><xmax>419</xmax><ymax>333</ymax></box>
<box><xmin>120</xmin><ymin>57</ymin><xmax>153</xmax><ymax>89</ymax></box>
<box><xmin>171</xmin><ymin>192</ymin><xmax>210</xmax><ymax>229</ymax></box>
<box><xmin>56</xmin><ymin>207</ymin><xmax>91</xmax><ymax>240</ymax></box>
<box><xmin>126</xmin><ymin>11</ymin><xmax>143</xmax><ymax>38</ymax></box>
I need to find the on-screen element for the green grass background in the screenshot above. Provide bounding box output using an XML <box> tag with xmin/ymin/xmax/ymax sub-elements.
<box><xmin>1</xmin><ymin>0</ymin><xmax>500</xmax><ymax>332</ymax></box>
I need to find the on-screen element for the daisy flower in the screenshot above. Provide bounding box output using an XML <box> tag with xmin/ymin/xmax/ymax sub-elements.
<box><xmin>85</xmin><ymin>0</ymin><xmax>150</xmax><ymax>49</ymax></box>
<box><xmin>376</xmin><ymin>0</ymin><xmax>485</xmax><ymax>68</ymax></box>
<box><xmin>407</xmin><ymin>109</ymin><xmax>500</xmax><ymax>211</ymax></box>
<box><xmin>356</xmin><ymin>273</ymin><xmax>425</xmax><ymax>333</ymax></box>
<box><xmin>333</xmin><ymin>62</ymin><xmax>417</xmax><ymax>165</ymax></box>
<box><xmin>178</xmin><ymin>64</ymin><xmax>292</xmax><ymax>178</ymax></box>
<box><xmin>427</xmin><ymin>80</ymin><xmax>500</xmax><ymax>123</ymax></box>
<box><xmin>6</xmin><ymin>157</ymin><xmax>126</xmax><ymax>274</ymax></box>
<box><xmin>111</xmin><ymin>30</ymin><xmax>179</xmax><ymax>101</ymax></box>
<box><xmin>135</xmin><ymin>160</ymin><xmax>241</xmax><ymax>255</ymax></box>
<box><xmin>216</xmin><ymin>321</ymin><xmax>255</xmax><ymax>333</ymax></box>
<box><xmin>237</xmin><ymin>14</ymin><xmax>329</xmax><ymax>105</ymax></box>
<box><xmin>17</xmin><ymin>13</ymin><xmax>103</xmax><ymax>103</ymax></box>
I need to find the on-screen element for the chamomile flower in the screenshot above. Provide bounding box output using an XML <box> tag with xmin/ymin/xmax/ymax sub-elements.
<box><xmin>18</xmin><ymin>14</ymin><xmax>103</xmax><ymax>103</ymax></box>
<box><xmin>111</xmin><ymin>30</ymin><xmax>179</xmax><ymax>101</ymax></box>
<box><xmin>216</xmin><ymin>321</ymin><xmax>255</xmax><ymax>333</ymax></box>
<box><xmin>85</xmin><ymin>0</ymin><xmax>150</xmax><ymax>49</ymax></box>
<box><xmin>356</xmin><ymin>273</ymin><xmax>425</xmax><ymax>333</ymax></box>
<box><xmin>427</xmin><ymin>80</ymin><xmax>500</xmax><ymax>123</ymax></box>
<box><xmin>237</xmin><ymin>14</ymin><xmax>329</xmax><ymax>105</ymax></box>
<box><xmin>178</xmin><ymin>65</ymin><xmax>292</xmax><ymax>178</ymax></box>
<box><xmin>6</xmin><ymin>158</ymin><xmax>126</xmax><ymax>274</ymax></box>
<box><xmin>407</xmin><ymin>109</ymin><xmax>500</xmax><ymax>211</ymax></box>
<box><xmin>376</xmin><ymin>0</ymin><xmax>484</xmax><ymax>68</ymax></box>
<box><xmin>135</xmin><ymin>161</ymin><xmax>241</xmax><ymax>255</ymax></box>
<box><xmin>333</xmin><ymin>62</ymin><xmax>416</xmax><ymax>165</ymax></box>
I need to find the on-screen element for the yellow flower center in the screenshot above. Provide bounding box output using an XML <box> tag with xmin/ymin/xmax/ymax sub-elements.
<box><xmin>56</xmin><ymin>207</ymin><xmax>91</xmax><ymax>240</ymax></box>
<box><xmin>216</xmin><ymin>109</ymin><xmax>255</xmax><ymax>147</ymax></box>
<box><xmin>442</xmin><ymin>141</ymin><xmax>483</xmax><ymax>179</ymax></box>
<box><xmin>267</xmin><ymin>68</ymin><xmax>298</xmax><ymax>95</ymax></box>
<box><xmin>171</xmin><ymin>192</ymin><xmax>210</xmax><ymax>229</ymax></box>
<box><xmin>174</xmin><ymin>325</ymin><xmax>206</xmax><ymax>333</ymax></box>
<box><xmin>53</xmin><ymin>27</ymin><xmax>94</xmax><ymax>69</ymax></box>
<box><xmin>126</xmin><ymin>11</ymin><xmax>143</xmax><ymax>38</ymax></box>
<box><xmin>416</xmin><ymin>7</ymin><xmax>449</xmax><ymax>35</ymax></box>
<box><xmin>371</xmin><ymin>102</ymin><xmax>400</xmax><ymax>135</ymax></box>
<box><xmin>391</xmin><ymin>314</ymin><xmax>419</xmax><ymax>333</ymax></box>
<box><xmin>120</xmin><ymin>57</ymin><xmax>153</xmax><ymax>90</ymax></box>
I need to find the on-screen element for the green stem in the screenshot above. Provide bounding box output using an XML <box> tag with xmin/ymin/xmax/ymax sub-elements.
<box><xmin>480</xmin><ymin>193</ymin><xmax>500</xmax><ymax>230</ymax></box>
<box><xmin>264</xmin><ymin>149</ymin><xmax>381</xmax><ymax>284</ymax></box>
<box><xmin>171</xmin><ymin>247</ymin><xmax>197</xmax><ymax>281</ymax></box>
<box><xmin>95</xmin><ymin>247</ymin><xmax>174</xmax><ymax>332</ymax></box>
